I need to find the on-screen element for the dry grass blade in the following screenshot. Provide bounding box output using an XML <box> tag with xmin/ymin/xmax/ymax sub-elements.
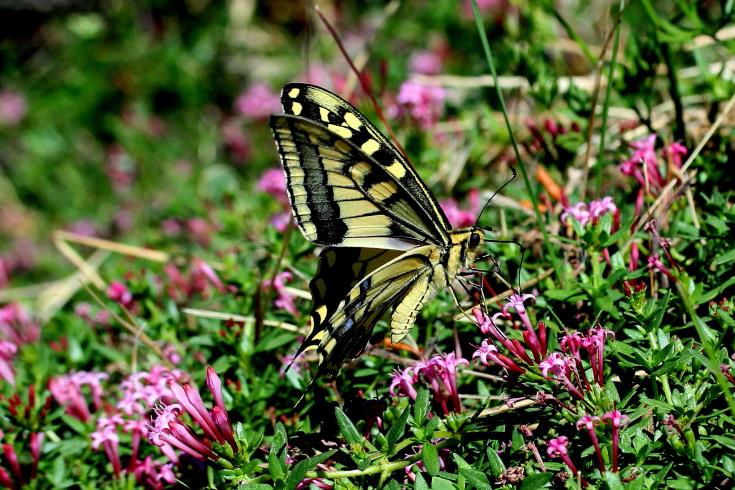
<box><xmin>36</xmin><ymin>250</ymin><xmax>109</xmax><ymax>323</ymax></box>
<box><xmin>52</xmin><ymin>233</ymin><xmax>106</xmax><ymax>289</ymax></box>
<box><xmin>181</xmin><ymin>307</ymin><xmax>305</xmax><ymax>334</ymax></box>
<box><xmin>53</xmin><ymin>230</ymin><xmax>170</xmax><ymax>263</ymax></box>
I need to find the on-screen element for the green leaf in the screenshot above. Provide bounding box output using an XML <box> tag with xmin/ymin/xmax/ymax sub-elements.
<box><xmin>457</xmin><ymin>466</ymin><xmax>491</xmax><ymax>489</ymax></box>
<box><xmin>386</xmin><ymin>405</ymin><xmax>411</xmax><ymax>450</ymax></box>
<box><xmin>268</xmin><ymin>422</ymin><xmax>287</xmax><ymax>482</ymax></box>
<box><xmin>335</xmin><ymin>407</ymin><xmax>362</xmax><ymax>446</ymax></box>
<box><xmin>486</xmin><ymin>447</ymin><xmax>506</xmax><ymax>477</ymax></box>
<box><xmin>431</xmin><ymin>476</ymin><xmax>457</xmax><ymax>490</ymax></box>
<box><xmin>422</xmin><ymin>443</ymin><xmax>440</xmax><ymax>476</ymax></box>
<box><xmin>415</xmin><ymin>471</ymin><xmax>430</xmax><ymax>490</ymax></box>
<box><xmin>414</xmin><ymin>388</ymin><xmax>431</xmax><ymax>425</ymax></box>
<box><xmin>520</xmin><ymin>472</ymin><xmax>554</xmax><ymax>489</ymax></box>
<box><xmin>285</xmin><ymin>449</ymin><xmax>336</xmax><ymax>489</ymax></box>
<box><xmin>604</xmin><ymin>472</ymin><xmax>625</xmax><ymax>490</ymax></box>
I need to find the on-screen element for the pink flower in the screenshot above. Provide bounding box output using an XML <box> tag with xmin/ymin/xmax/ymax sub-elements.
<box><xmin>472</xmin><ymin>340</ymin><xmax>524</xmax><ymax>374</ymax></box>
<box><xmin>582</xmin><ymin>327</ymin><xmax>615</xmax><ymax>386</ymax></box>
<box><xmin>264</xmin><ymin>272</ymin><xmax>299</xmax><ymax>317</ymax></box>
<box><xmin>235</xmin><ymin>83</ymin><xmax>281</xmax><ymax>120</ymax></box>
<box><xmin>107</xmin><ymin>281</ymin><xmax>134</xmax><ymax>308</ymax></box>
<box><xmin>648</xmin><ymin>254</ymin><xmax>676</xmax><ymax>283</ymax></box>
<box><xmin>602</xmin><ymin>410</ymin><xmax>628</xmax><ymax>472</ymax></box>
<box><xmin>409</xmin><ymin>50</ymin><xmax>443</xmax><ymax>75</ymax></box>
<box><xmin>49</xmin><ymin>371</ymin><xmax>109</xmax><ymax>421</ymax></box>
<box><xmin>394</xmin><ymin>81</ymin><xmax>445</xmax><ymax>129</ymax></box>
<box><xmin>414</xmin><ymin>353</ymin><xmax>469</xmax><ymax>415</ymax></box>
<box><xmin>665</xmin><ymin>141</ymin><xmax>687</xmax><ymax>168</ymax></box>
<box><xmin>147</xmin><ymin>367</ymin><xmax>237</xmax><ymax>462</ymax></box>
<box><xmin>561</xmin><ymin>196</ymin><xmax>618</xmax><ymax>228</ymax></box>
<box><xmin>221</xmin><ymin>117</ymin><xmax>251</xmax><ymax>163</ymax></box>
<box><xmin>269</xmin><ymin>210</ymin><xmax>292</xmax><ymax>232</ymax></box>
<box><xmin>133</xmin><ymin>456</ymin><xmax>176</xmax><ymax>489</ymax></box>
<box><xmin>0</xmin><ymin>90</ymin><xmax>27</xmax><ymax>126</ymax></box>
<box><xmin>620</xmin><ymin>135</ymin><xmax>663</xmax><ymax>190</ymax></box>
<box><xmin>0</xmin><ymin>303</ymin><xmax>39</xmax><ymax>345</ymax></box>
<box><xmin>186</xmin><ymin>218</ymin><xmax>215</xmax><ymax>247</ymax></box>
<box><xmin>539</xmin><ymin>353</ymin><xmax>584</xmax><ymax>400</ymax></box>
<box><xmin>91</xmin><ymin>415</ymin><xmax>123</xmax><ymax>476</ymax></box>
<box><xmin>440</xmin><ymin>189</ymin><xmax>480</xmax><ymax>228</ymax></box>
<box><xmin>258</xmin><ymin>168</ymin><xmax>289</xmax><ymax>206</ymax></box>
<box><xmin>546</xmin><ymin>436</ymin><xmax>577</xmax><ymax>475</ymax></box>
<box><xmin>576</xmin><ymin>415</ymin><xmax>605</xmax><ymax>472</ymax></box>
<box><xmin>0</xmin><ymin>341</ymin><xmax>17</xmax><ymax>386</ymax></box>
<box><xmin>389</xmin><ymin>367</ymin><xmax>418</xmax><ymax>400</ymax></box>
<box><xmin>190</xmin><ymin>258</ymin><xmax>227</xmax><ymax>295</ymax></box>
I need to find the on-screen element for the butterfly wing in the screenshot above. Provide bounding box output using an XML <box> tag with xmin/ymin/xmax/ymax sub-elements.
<box><xmin>295</xmin><ymin>246</ymin><xmax>436</xmax><ymax>381</ymax></box>
<box><xmin>270</xmin><ymin>83</ymin><xmax>451</xmax><ymax>250</ymax></box>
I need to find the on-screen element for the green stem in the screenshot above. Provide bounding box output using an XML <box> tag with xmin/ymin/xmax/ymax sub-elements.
<box><xmin>647</xmin><ymin>331</ymin><xmax>673</xmax><ymax>405</ymax></box>
<box><xmin>676</xmin><ymin>281</ymin><xmax>735</xmax><ymax>418</ymax></box>
<box><xmin>305</xmin><ymin>439</ymin><xmax>457</xmax><ymax>480</ymax></box>
<box><xmin>472</xmin><ymin>0</ymin><xmax>561</xmax><ymax>283</ymax></box>
<box><xmin>595</xmin><ymin>0</ymin><xmax>625</xmax><ymax>195</ymax></box>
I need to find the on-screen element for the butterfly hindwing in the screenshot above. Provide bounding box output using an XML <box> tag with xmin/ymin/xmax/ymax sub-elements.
<box><xmin>308</xmin><ymin>246</ymin><xmax>435</xmax><ymax>379</ymax></box>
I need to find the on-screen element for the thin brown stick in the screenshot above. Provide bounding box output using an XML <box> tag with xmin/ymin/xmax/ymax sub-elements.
<box><xmin>315</xmin><ymin>5</ymin><xmax>410</xmax><ymax>163</ymax></box>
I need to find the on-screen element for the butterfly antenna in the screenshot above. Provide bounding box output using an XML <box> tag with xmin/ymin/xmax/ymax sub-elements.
<box><xmin>314</xmin><ymin>6</ymin><xmax>411</xmax><ymax>164</ymax></box>
<box><xmin>475</xmin><ymin>167</ymin><xmax>517</xmax><ymax>227</ymax></box>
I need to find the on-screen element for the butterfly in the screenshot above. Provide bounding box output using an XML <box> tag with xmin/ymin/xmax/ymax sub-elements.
<box><xmin>269</xmin><ymin>83</ymin><xmax>487</xmax><ymax>386</ymax></box>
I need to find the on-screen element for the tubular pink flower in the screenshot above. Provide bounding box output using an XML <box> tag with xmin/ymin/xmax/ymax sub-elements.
<box><xmin>394</xmin><ymin>81</ymin><xmax>445</xmax><ymax>129</ymax></box>
<box><xmin>0</xmin><ymin>341</ymin><xmax>17</xmax><ymax>386</ymax></box>
<box><xmin>473</xmin><ymin>340</ymin><xmax>525</xmax><ymax>374</ymax></box>
<box><xmin>264</xmin><ymin>272</ymin><xmax>299</xmax><ymax>317</ymax></box>
<box><xmin>664</xmin><ymin>141</ymin><xmax>687</xmax><ymax>168</ymax></box>
<box><xmin>2</xmin><ymin>444</ymin><xmax>22</xmax><ymax>485</ymax></box>
<box><xmin>648</xmin><ymin>255</ymin><xmax>676</xmax><ymax>283</ymax></box>
<box><xmin>0</xmin><ymin>303</ymin><xmax>39</xmax><ymax>345</ymax></box>
<box><xmin>0</xmin><ymin>466</ymin><xmax>13</xmax><ymax>489</ymax></box>
<box><xmin>546</xmin><ymin>436</ymin><xmax>577</xmax><ymax>475</ymax></box>
<box><xmin>29</xmin><ymin>432</ymin><xmax>43</xmax><ymax>479</ymax></box>
<box><xmin>212</xmin><ymin>407</ymin><xmax>237</xmax><ymax>453</ymax></box>
<box><xmin>577</xmin><ymin>415</ymin><xmax>605</xmax><ymax>473</ymax></box>
<box><xmin>107</xmin><ymin>281</ymin><xmax>133</xmax><ymax>307</ymax></box>
<box><xmin>583</xmin><ymin>328</ymin><xmax>615</xmax><ymax>386</ymax></box>
<box><xmin>191</xmin><ymin>258</ymin><xmax>226</xmax><ymax>294</ymax></box>
<box><xmin>389</xmin><ymin>367</ymin><xmax>417</xmax><ymax>400</ymax></box>
<box><xmin>539</xmin><ymin>353</ymin><xmax>584</xmax><ymax>400</ymax></box>
<box><xmin>171</xmin><ymin>380</ymin><xmax>223</xmax><ymax>444</ymax></box>
<box><xmin>603</xmin><ymin>410</ymin><xmax>628</xmax><ymax>472</ymax></box>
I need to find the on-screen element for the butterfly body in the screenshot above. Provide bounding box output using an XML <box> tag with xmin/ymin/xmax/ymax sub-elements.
<box><xmin>269</xmin><ymin>83</ymin><xmax>485</xmax><ymax>381</ymax></box>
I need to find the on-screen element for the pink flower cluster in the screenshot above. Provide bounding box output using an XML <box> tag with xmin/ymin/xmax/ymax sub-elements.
<box><xmin>619</xmin><ymin>135</ymin><xmax>687</xmax><ymax>193</ymax></box>
<box><xmin>473</xmin><ymin>294</ymin><xmax>615</xmax><ymax>401</ymax></box>
<box><xmin>389</xmin><ymin>353</ymin><xmax>468</xmax><ymax>415</ymax></box>
<box><xmin>540</xmin><ymin>328</ymin><xmax>614</xmax><ymax>400</ymax></box>
<box><xmin>576</xmin><ymin>410</ymin><xmax>628</xmax><ymax>474</ymax></box>
<box><xmin>392</xmin><ymin>81</ymin><xmax>445</xmax><ymax>129</ymax></box>
<box><xmin>49</xmin><ymin>371</ymin><xmax>108</xmax><ymax>422</ymax></box>
<box><xmin>473</xmin><ymin>293</ymin><xmax>547</xmax><ymax>374</ymax></box>
<box><xmin>0</xmin><ymin>430</ymin><xmax>43</xmax><ymax>488</ymax></box>
<box><xmin>49</xmin><ymin>365</ymin><xmax>185</xmax><ymax>487</ymax></box>
<box><xmin>409</xmin><ymin>50</ymin><xmax>443</xmax><ymax>76</ymax></box>
<box><xmin>547</xmin><ymin>410</ymin><xmax>628</xmax><ymax>478</ymax></box>
<box><xmin>561</xmin><ymin>196</ymin><xmax>619</xmax><ymax>229</ymax></box>
<box><xmin>235</xmin><ymin>83</ymin><xmax>281</xmax><ymax>120</ymax></box>
<box><xmin>440</xmin><ymin>189</ymin><xmax>480</xmax><ymax>228</ymax></box>
<box><xmin>0</xmin><ymin>304</ymin><xmax>39</xmax><ymax>385</ymax></box>
<box><xmin>147</xmin><ymin>367</ymin><xmax>238</xmax><ymax>463</ymax></box>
